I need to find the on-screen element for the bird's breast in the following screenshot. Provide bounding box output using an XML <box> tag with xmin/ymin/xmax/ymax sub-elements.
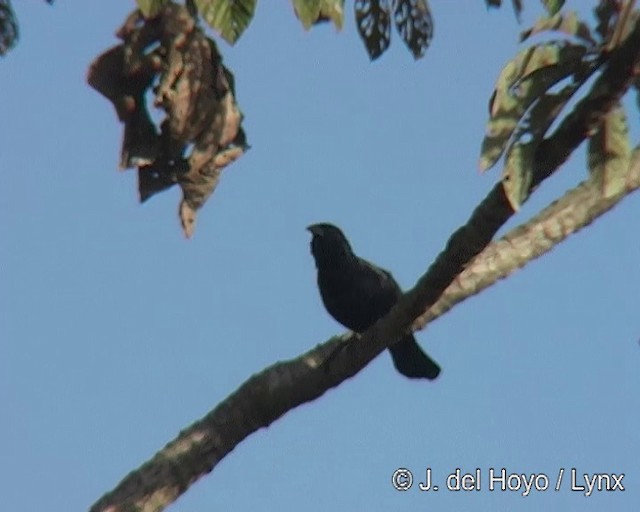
<box><xmin>317</xmin><ymin>270</ymin><xmax>388</xmax><ymax>333</ymax></box>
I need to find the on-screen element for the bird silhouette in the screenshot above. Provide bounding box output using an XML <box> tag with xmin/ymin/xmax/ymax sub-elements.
<box><xmin>307</xmin><ymin>223</ymin><xmax>441</xmax><ymax>380</ymax></box>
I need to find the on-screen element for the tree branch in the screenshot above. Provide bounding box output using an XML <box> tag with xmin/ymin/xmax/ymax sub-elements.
<box><xmin>90</xmin><ymin>21</ymin><xmax>640</xmax><ymax>512</ymax></box>
<box><xmin>415</xmin><ymin>146</ymin><xmax>640</xmax><ymax>329</ymax></box>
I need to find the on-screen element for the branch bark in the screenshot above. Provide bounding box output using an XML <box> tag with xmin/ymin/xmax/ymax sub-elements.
<box><xmin>90</xmin><ymin>21</ymin><xmax>640</xmax><ymax>512</ymax></box>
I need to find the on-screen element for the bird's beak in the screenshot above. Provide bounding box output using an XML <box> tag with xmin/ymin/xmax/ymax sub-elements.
<box><xmin>306</xmin><ymin>224</ymin><xmax>322</xmax><ymax>236</ymax></box>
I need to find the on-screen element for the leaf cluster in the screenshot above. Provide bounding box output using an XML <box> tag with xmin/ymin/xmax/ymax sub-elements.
<box><xmin>480</xmin><ymin>1</ymin><xmax>638</xmax><ymax>209</ymax></box>
<box><xmin>88</xmin><ymin>2</ymin><xmax>248</xmax><ymax>237</ymax></box>
<box><xmin>137</xmin><ymin>0</ymin><xmax>434</xmax><ymax>60</ymax></box>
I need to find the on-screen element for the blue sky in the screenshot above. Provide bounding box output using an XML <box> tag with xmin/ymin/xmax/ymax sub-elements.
<box><xmin>1</xmin><ymin>1</ymin><xmax>639</xmax><ymax>511</ymax></box>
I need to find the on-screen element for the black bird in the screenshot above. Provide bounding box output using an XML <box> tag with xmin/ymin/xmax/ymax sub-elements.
<box><xmin>307</xmin><ymin>223</ymin><xmax>441</xmax><ymax>380</ymax></box>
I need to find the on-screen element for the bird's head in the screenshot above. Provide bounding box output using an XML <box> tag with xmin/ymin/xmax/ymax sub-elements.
<box><xmin>307</xmin><ymin>223</ymin><xmax>354</xmax><ymax>267</ymax></box>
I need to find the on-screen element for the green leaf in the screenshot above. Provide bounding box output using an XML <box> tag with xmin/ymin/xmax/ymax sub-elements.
<box><xmin>515</xmin><ymin>84</ymin><xmax>580</xmax><ymax>142</ymax></box>
<box><xmin>617</xmin><ymin>10</ymin><xmax>640</xmax><ymax>47</ymax></box>
<box><xmin>502</xmin><ymin>142</ymin><xmax>536</xmax><ymax>211</ymax></box>
<box><xmin>540</xmin><ymin>0</ymin><xmax>564</xmax><ymax>16</ymax></box>
<box><xmin>588</xmin><ymin>103</ymin><xmax>631</xmax><ymax>198</ymax></box>
<box><xmin>480</xmin><ymin>42</ymin><xmax>587</xmax><ymax>171</ymax></box>
<box><xmin>500</xmin><ymin>87</ymin><xmax>580</xmax><ymax>209</ymax></box>
<box><xmin>293</xmin><ymin>0</ymin><xmax>344</xmax><ymax>30</ymax></box>
<box><xmin>520</xmin><ymin>11</ymin><xmax>595</xmax><ymax>46</ymax></box>
<box><xmin>319</xmin><ymin>0</ymin><xmax>345</xmax><ymax>29</ymax></box>
<box><xmin>393</xmin><ymin>0</ymin><xmax>433</xmax><ymax>59</ymax></box>
<box><xmin>195</xmin><ymin>0</ymin><xmax>257</xmax><ymax>44</ymax></box>
<box><xmin>292</xmin><ymin>0</ymin><xmax>320</xmax><ymax>29</ymax></box>
<box><xmin>355</xmin><ymin>0</ymin><xmax>391</xmax><ymax>60</ymax></box>
<box><xmin>137</xmin><ymin>0</ymin><xmax>170</xmax><ymax>18</ymax></box>
<box><xmin>0</xmin><ymin>0</ymin><xmax>19</xmax><ymax>56</ymax></box>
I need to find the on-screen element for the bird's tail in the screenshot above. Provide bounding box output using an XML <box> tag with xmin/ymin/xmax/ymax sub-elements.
<box><xmin>388</xmin><ymin>335</ymin><xmax>441</xmax><ymax>380</ymax></box>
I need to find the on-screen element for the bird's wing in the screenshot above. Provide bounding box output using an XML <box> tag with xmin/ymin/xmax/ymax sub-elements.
<box><xmin>358</xmin><ymin>258</ymin><xmax>402</xmax><ymax>293</ymax></box>
<box><xmin>354</xmin><ymin>257</ymin><xmax>402</xmax><ymax>317</ymax></box>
